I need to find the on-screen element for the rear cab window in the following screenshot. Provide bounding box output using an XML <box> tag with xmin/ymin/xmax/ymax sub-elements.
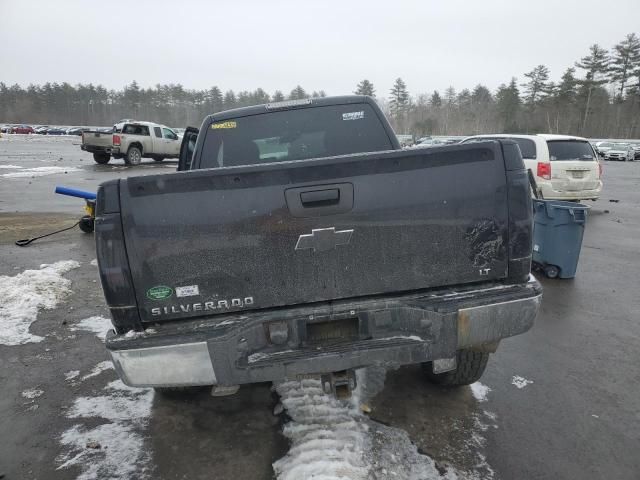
<box><xmin>547</xmin><ymin>140</ymin><xmax>595</xmax><ymax>161</ymax></box>
<box><xmin>199</xmin><ymin>103</ymin><xmax>393</xmax><ymax>168</ymax></box>
<box><xmin>123</xmin><ymin>124</ymin><xmax>150</xmax><ymax>136</ymax></box>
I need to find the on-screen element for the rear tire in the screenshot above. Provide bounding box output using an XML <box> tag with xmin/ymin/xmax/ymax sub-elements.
<box><xmin>423</xmin><ymin>349</ymin><xmax>490</xmax><ymax>386</ymax></box>
<box><xmin>126</xmin><ymin>146</ymin><xmax>142</xmax><ymax>165</ymax></box>
<box><xmin>78</xmin><ymin>215</ymin><xmax>94</xmax><ymax>233</ymax></box>
<box><xmin>93</xmin><ymin>153</ymin><xmax>110</xmax><ymax>164</ymax></box>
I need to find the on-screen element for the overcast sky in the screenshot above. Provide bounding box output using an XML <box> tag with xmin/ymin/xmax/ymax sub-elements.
<box><xmin>2</xmin><ymin>0</ymin><xmax>639</xmax><ymax>98</ymax></box>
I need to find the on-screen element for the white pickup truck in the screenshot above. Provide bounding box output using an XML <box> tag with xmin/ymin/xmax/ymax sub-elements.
<box><xmin>81</xmin><ymin>121</ymin><xmax>181</xmax><ymax>165</ymax></box>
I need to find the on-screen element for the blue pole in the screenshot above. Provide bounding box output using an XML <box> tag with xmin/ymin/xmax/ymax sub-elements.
<box><xmin>54</xmin><ymin>186</ymin><xmax>97</xmax><ymax>200</ymax></box>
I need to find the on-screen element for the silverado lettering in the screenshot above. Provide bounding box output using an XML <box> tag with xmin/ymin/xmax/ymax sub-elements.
<box><xmin>151</xmin><ymin>297</ymin><xmax>255</xmax><ymax>316</ymax></box>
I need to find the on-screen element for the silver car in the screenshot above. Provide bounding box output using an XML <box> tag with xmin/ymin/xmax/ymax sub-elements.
<box><xmin>604</xmin><ymin>143</ymin><xmax>634</xmax><ymax>161</ymax></box>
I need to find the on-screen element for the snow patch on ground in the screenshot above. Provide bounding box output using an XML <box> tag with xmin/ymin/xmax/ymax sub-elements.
<box><xmin>90</xmin><ymin>258</ymin><xmax>98</xmax><ymax>266</ymax></box>
<box><xmin>1</xmin><ymin>166</ymin><xmax>81</xmax><ymax>178</ymax></box>
<box><xmin>0</xmin><ymin>164</ymin><xmax>24</xmax><ymax>169</ymax></box>
<box><xmin>0</xmin><ymin>260</ymin><xmax>80</xmax><ymax>345</ymax></box>
<box><xmin>511</xmin><ymin>375</ymin><xmax>533</xmax><ymax>389</ymax></box>
<box><xmin>274</xmin><ymin>375</ymin><xmax>464</xmax><ymax>480</ymax></box>
<box><xmin>57</xmin><ymin>377</ymin><xmax>154</xmax><ymax>480</ymax></box>
<box><xmin>22</xmin><ymin>388</ymin><xmax>44</xmax><ymax>399</ymax></box>
<box><xmin>71</xmin><ymin>315</ymin><xmax>113</xmax><ymax>341</ymax></box>
<box><xmin>470</xmin><ymin>382</ymin><xmax>491</xmax><ymax>402</ymax></box>
<box><xmin>64</xmin><ymin>370</ymin><xmax>80</xmax><ymax>381</ymax></box>
<box><xmin>81</xmin><ymin>361</ymin><xmax>114</xmax><ymax>381</ymax></box>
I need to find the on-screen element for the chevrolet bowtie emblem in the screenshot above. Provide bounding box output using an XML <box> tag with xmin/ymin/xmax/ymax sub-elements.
<box><xmin>295</xmin><ymin>227</ymin><xmax>354</xmax><ymax>252</ymax></box>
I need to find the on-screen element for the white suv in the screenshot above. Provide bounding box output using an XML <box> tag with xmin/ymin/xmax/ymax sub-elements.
<box><xmin>460</xmin><ymin>134</ymin><xmax>603</xmax><ymax>201</ymax></box>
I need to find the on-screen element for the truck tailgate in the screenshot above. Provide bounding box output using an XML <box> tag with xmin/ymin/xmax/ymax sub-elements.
<box><xmin>119</xmin><ymin>144</ymin><xmax>509</xmax><ymax>323</ymax></box>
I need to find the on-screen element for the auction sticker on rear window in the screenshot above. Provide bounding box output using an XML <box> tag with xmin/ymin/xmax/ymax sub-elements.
<box><xmin>342</xmin><ymin>111</ymin><xmax>364</xmax><ymax>121</ymax></box>
<box><xmin>146</xmin><ymin>286</ymin><xmax>173</xmax><ymax>300</ymax></box>
<box><xmin>211</xmin><ymin>121</ymin><xmax>237</xmax><ymax>129</ymax></box>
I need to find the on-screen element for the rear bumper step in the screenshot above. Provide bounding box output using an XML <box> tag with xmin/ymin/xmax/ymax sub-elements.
<box><xmin>106</xmin><ymin>276</ymin><xmax>542</xmax><ymax>388</ymax></box>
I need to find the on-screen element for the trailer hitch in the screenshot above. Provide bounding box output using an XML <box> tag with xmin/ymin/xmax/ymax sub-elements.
<box><xmin>321</xmin><ymin>370</ymin><xmax>357</xmax><ymax>399</ymax></box>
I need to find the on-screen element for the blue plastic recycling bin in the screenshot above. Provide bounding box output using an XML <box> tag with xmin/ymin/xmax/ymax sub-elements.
<box><xmin>532</xmin><ymin>199</ymin><xmax>590</xmax><ymax>279</ymax></box>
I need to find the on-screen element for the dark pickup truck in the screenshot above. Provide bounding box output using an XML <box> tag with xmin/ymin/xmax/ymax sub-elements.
<box><xmin>95</xmin><ymin>96</ymin><xmax>541</xmax><ymax>396</ymax></box>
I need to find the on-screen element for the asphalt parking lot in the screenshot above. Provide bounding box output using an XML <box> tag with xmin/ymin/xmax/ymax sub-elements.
<box><xmin>1</xmin><ymin>135</ymin><xmax>639</xmax><ymax>480</ymax></box>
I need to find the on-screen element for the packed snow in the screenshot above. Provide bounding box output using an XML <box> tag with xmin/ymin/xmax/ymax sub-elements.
<box><xmin>90</xmin><ymin>258</ymin><xmax>98</xmax><ymax>266</ymax></box>
<box><xmin>64</xmin><ymin>370</ymin><xmax>80</xmax><ymax>381</ymax></box>
<box><xmin>274</xmin><ymin>373</ymin><xmax>469</xmax><ymax>480</ymax></box>
<box><xmin>57</xmin><ymin>378</ymin><xmax>154</xmax><ymax>480</ymax></box>
<box><xmin>71</xmin><ymin>315</ymin><xmax>113</xmax><ymax>341</ymax></box>
<box><xmin>81</xmin><ymin>361</ymin><xmax>114</xmax><ymax>381</ymax></box>
<box><xmin>1</xmin><ymin>166</ymin><xmax>81</xmax><ymax>178</ymax></box>
<box><xmin>511</xmin><ymin>375</ymin><xmax>534</xmax><ymax>389</ymax></box>
<box><xmin>470</xmin><ymin>382</ymin><xmax>491</xmax><ymax>402</ymax></box>
<box><xmin>0</xmin><ymin>260</ymin><xmax>80</xmax><ymax>345</ymax></box>
<box><xmin>0</xmin><ymin>164</ymin><xmax>24</xmax><ymax>169</ymax></box>
<box><xmin>22</xmin><ymin>388</ymin><xmax>44</xmax><ymax>399</ymax></box>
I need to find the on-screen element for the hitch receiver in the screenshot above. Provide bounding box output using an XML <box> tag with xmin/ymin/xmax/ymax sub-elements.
<box><xmin>321</xmin><ymin>370</ymin><xmax>357</xmax><ymax>399</ymax></box>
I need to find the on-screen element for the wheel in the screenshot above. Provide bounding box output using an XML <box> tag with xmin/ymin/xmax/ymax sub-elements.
<box><xmin>544</xmin><ymin>264</ymin><xmax>560</xmax><ymax>279</ymax></box>
<box><xmin>93</xmin><ymin>153</ymin><xmax>111</xmax><ymax>164</ymax></box>
<box><xmin>78</xmin><ymin>215</ymin><xmax>94</xmax><ymax>233</ymax></box>
<box><xmin>153</xmin><ymin>156</ymin><xmax>164</xmax><ymax>162</ymax></box>
<box><xmin>126</xmin><ymin>146</ymin><xmax>142</xmax><ymax>165</ymax></box>
<box><xmin>423</xmin><ymin>349</ymin><xmax>490</xmax><ymax>386</ymax></box>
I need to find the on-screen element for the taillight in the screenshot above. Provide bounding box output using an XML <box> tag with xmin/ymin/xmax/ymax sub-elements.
<box><xmin>95</xmin><ymin>181</ymin><xmax>142</xmax><ymax>333</ymax></box>
<box><xmin>113</xmin><ymin>134</ymin><xmax>121</xmax><ymax>146</ymax></box>
<box><xmin>537</xmin><ymin>162</ymin><xmax>551</xmax><ymax>180</ymax></box>
<box><xmin>598</xmin><ymin>162</ymin><xmax>603</xmax><ymax>178</ymax></box>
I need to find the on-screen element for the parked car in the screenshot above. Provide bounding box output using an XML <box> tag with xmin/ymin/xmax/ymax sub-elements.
<box><xmin>461</xmin><ymin>134</ymin><xmax>602</xmax><ymax>201</ymax></box>
<box><xmin>594</xmin><ymin>141</ymin><xmax>615</xmax><ymax>157</ymax></box>
<box><xmin>96</xmin><ymin>95</ymin><xmax>541</xmax><ymax>397</ymax></box>
<box><xmin>396</xmin><ymin>134</ymin><xmax>414</xmax><ymax>147</ymax></box>
<box><xmin>45</xmin><ymin>127</ymin><xmax>67</xmax><ymax>135</ymax></box>
<box><xmin>409</xmin><ymin>138</ymin><xmax>447</xmax><ymax>149</ymax></box>
<box><xmin>34</xmin><ymin>125</ymin><xmax>50</xmax><ymax>134</ymax></box>
<box><xmin>81</xmin><ymin>121</ymin><xmax>181</xmax><ymax>164</ymax></box>
<box><xmin>11</xmin><ymin>125</ymin><xmax>34</xmax><ymax>134</ymax></box>
<box><xmin>66</xmin><ymin>127</ymin><xmax>86</xmax><ymax>136</ymax></box>
<box><xmin>604</xmin><ymin>143</ymin><xmax>635</xmax><ymax>161</ymax></box>
<box><xmin>631</xmin><ymin>144</ymin><xmax>640</xmax><ymax>160</ymax></box>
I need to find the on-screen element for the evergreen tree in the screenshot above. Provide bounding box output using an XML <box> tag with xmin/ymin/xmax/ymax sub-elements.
<box><xmin>471</xmin><ymin>84</ymin><xmax>492</xmax><ymax>105</ymax></box>
<box><xmin>609</xmin><ymin>33</ymin><xmax>640</xmax><ymax>99</ymax></box>
<box><xmin>496</xmin><ymin>78</ymin><xmax>521</xmax><ymax>132</ymax></box>
<box><xmin>575</xmin><ymin>44</ymin><xmax>609</xmax><ymax>133</ymax></box>
<box><xmin>355</xmin><ymin>79</ymin><xmax>375</xmax><ymax>97</ymax></box>
<box><xmin>289</xmin><ymin>85</ymin><xmax>307</xmax><ymax>100</ymax></box>
<box><xmin>522</xmin><ymin>65</ymin><xmax>550</xmax><ymax>105</ymax></box>
<box><xmin>429</xmin><ymin>90</ymin><xmax>442</xmax><ymax>108</ymax></box>
<box><xmin>209</xmin><ymin>86</ymin><xmax>223</xmax><ymax>112</ymax></box>
<box><xmin>272</xmin><ymin>90</ymin><xmax>285</xmax><ymax>102</ymax></box>
<box><xmin>389</xmin><ymin>78</ymin><xmax>409</xmax><ymax>119</ymax></box>
<box><xmin>223</xmin><ymin>90</ymin><xmax>237</xmax><ymax>109</ymax></box>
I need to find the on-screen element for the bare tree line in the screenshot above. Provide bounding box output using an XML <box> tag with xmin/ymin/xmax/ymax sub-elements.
<box><xmin>1</xmin><ymin>34</ymin><xmax>639</xmax><ymax>138</ymax></box>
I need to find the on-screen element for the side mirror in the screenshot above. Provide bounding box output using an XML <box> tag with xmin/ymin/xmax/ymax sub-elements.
<box><xmin>178</xmin><ymin>127</ymin><xmax>199</xmax><ymax>171</ymax></box>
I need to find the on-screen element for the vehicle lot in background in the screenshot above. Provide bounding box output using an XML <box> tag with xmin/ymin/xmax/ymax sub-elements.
<box><xmin>0</xmin><ymin>136</ymin><xmax>639</xmax><ymax>479</ymax></box>
<box><xmin>461</xmin><ymin>134</ymin><xmax>603</xmax><ymax>201</ymax></box>
<box><xmin>604</xmin><ymin>142</ymin><xmax>635</xmax><ymax>161</ymax></box>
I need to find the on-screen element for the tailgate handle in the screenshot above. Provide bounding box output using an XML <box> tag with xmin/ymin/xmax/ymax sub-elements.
<box><xmin>285</xmin><ymin>183</ymin><xmax>354</xmax><ymax>217</ymax></box>
<box><xmin>300</xmin><ymin>189</ymin><xmax>340</xmax><ymax>207</ymax></box>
